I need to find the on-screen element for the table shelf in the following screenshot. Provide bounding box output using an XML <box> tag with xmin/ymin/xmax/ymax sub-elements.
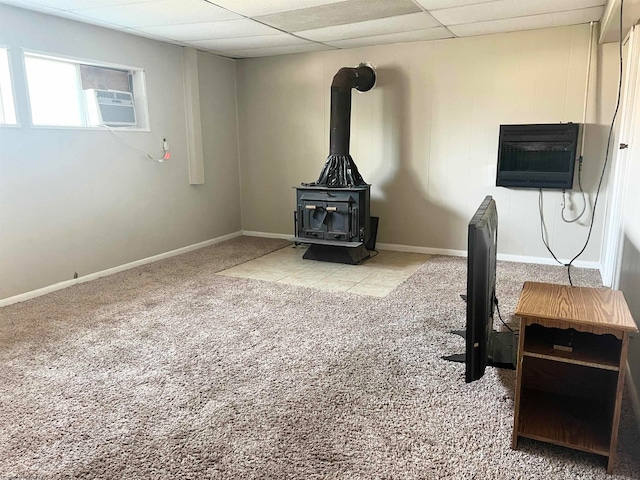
<box><xmin>512</xmin><ymin>282</ymin><xmax>638</xmax><ymax>474</ymax></box>
<box><xmin>518</xmin><ymin>388</ymin><xmax>612</xmax><ymax>456</ymax></box>
<box><xmin>523</xmin><ymin>324</ymin><xmax>621</xmax><ymax>371</ymax></box>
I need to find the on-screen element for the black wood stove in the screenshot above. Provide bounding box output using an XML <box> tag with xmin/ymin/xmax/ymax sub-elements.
<box><xmin>294</xmin><ymin>64</ymin><xmax>377</xmax><ymax>264</ymax></box>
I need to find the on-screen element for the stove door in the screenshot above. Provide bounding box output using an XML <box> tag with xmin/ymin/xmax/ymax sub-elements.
<box><xmin>302</xmin><ymin>201</ymin><xmax>328</xmax><ymax>239</ymax></box>
<box><xmin>326</xmin><ymin>203</ymin><xmax>351</xmax><ymax>240</ymax></box>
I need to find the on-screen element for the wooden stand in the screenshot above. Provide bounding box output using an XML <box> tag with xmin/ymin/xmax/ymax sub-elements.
<box><xmin>512</xmin><ymin>282</ymin><xmax>638</xmax><ymax>474</ymax></box>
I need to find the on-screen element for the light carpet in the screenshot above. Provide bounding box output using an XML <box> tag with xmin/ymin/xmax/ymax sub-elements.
<box><xmin>0</xmin><ymin>236</ymin><xmax>638</xmax><ymax>479</ymax></box>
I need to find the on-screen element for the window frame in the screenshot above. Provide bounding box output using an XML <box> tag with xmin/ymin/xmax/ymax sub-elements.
<box><xmin>22</xmin><ymin>49</ymin><xmax>150</xmax><ymax>131</ymax></box>
<box><xmin>0</xmin><ymin>45</ymin><xmax>19</xmax><ymax>128</ymax></box>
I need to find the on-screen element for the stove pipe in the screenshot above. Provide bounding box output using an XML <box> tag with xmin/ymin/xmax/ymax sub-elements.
<box><xmin>304</xmin><ymin>63</ymin><xmax>376</xmax><ymax>188</ymax></box>
<box><xmin>330</xmin><ymin>64</ymin><xmax>376</xmax><ymax>155</ymax></box>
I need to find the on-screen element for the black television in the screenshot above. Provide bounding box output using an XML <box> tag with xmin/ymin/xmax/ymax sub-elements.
<box><xmin>496</xmin><ymin>123</ymin><xmax>581</xmax><ymax>189</ymax></box>
<box><xmin>443</xmin><ymin>196</ymin><xmax>517</xmax><ymax>382</ymax></box>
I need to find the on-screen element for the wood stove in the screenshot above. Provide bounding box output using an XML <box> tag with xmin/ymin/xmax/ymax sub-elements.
<box><xmin>294</xmin><ymin>64</ymin><xmax>377</xmax><ymax>265</ymax></box>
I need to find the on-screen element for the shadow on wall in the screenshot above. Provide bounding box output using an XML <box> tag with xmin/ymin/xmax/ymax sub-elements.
<box><xmin>619</xmin><ymin>233</ymin><xmax>640</xmax><ymax>414</ymax></box>
<box><xmin>370</xmin><ymin>66</ymin><xmax>463</xmax><ymax>249</ymax></box>
<box><xmin>563</xmin><ymin>123</ymin><xmax>615</xmax><ymax>227</ymax></box>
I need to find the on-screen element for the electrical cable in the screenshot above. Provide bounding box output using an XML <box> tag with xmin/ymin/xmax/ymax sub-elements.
<box><xmin>539</xmin><ymin>0</ymin><xmax>625</xmax><ymax>286</ymax></box>
<box><xmin>561</xmin><ymin>160</ymin><xmax>587</xmax><ymax>223</ymax></box>
<box><xmin>560</xmin><ymin>20</ymin><xmax>594</xmax><ymax>225</ymax></box>
<box><xmin>494</xmin><ymin>297</ymin><xmax>515</xmax><ymax>332</ymax></box>
<box><xmin>101</xmin><ymin>124</ymin><xmax>170</xmax><ymax>162</ymax></box>
<box><xmin>565</xmin><ymin>0</ymin><xmax>625</xmax><ymax>285</ymax></box>
<box><xmin>538</xmin><ymin>188</ymin><xmax>564</xmax><ymax>266</ymax></box>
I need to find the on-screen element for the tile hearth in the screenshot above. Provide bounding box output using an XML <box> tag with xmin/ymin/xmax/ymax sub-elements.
<box><xmin>217</xmin><ymin>245</ymin><xmax>431</xmax><ymax>297</ymax></box>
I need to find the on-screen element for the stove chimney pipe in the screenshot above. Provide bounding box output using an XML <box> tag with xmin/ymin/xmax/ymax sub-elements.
<box><xmin>330</xmin><ymin>64</ymin><xmax>376</xmax><ymax>155</ymax></box>
<box><xmin>304</xmin><ymin>63</ymin><xmax>376</xmax><ymax>188</ymax></box>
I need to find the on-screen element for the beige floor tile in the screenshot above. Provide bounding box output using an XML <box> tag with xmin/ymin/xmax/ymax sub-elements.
<box><xmin>243</xmin><ymin>270</ymin><xmax>289</xmax><ymax>282</ymax></box>
<box><xmin>296</xmin><ymin>262</ymin><xmax>343</xmax><ymax>274</ymax></box>
<box><xmin>361</xmin><ymin>271</ymin><xmax>409</xmax><ymax>287</ymax></box>
<box><xmin>217</xmin><ymin>266</ymin><xmax>254</xmax><ymax>277</ymax></box>
<box><xmin>260</xmin><ymin>264</ymin><xmax>308</xmax><ymax>275</ymax></box>
<box><xmin>313</xmin><ymin>279</ymin><xmax>358</xmax><ymax>292</ymax></box>
<box><xmin>276</xmin><ymin>276</ymin><xmax>323</xmax><ymax>287</ymax></box>
<box><xmin>271</xmin><ymin>246</ymin><xmax>308</xmax><ymax>256</ymax></box>
<box><xmin>325</xmin><ymin>268</ymin><xmax>373</xmax><ymax>283</ymax></box>
<box><xmin>347</xmin><ymin>283</ymin><xmax>395</xmax><ymax>297</ymax></box>
<box><xmin>284</xmin><ymin>270</ymin><xmax>331</xmax><ymax>282</ymax></box>
<box><xmin>218</xmin><ymin>246</ymin><xmax>430</xmax><ymax>298</ymax></box>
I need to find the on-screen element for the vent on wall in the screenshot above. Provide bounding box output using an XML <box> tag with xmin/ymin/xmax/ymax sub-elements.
<box><xmin>84</xmin><ymin>89</ymin><xmax>137</xmax><ymax>127</ymax></box>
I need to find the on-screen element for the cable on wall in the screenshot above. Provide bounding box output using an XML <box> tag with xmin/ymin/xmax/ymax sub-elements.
<box><xmin>561</xmin><ymin>21</ymin><xmax>595</xmax><ymax>224</ymax></box>
<box><xmin>566</xmin><ymin>0</ymin><xmax>625</xmax><ymax>285</ymax></box>
<box><xmin>560</xmin><ymin>172</ymin><xmax>587</xmax><ymax>223</ymax></box>
<box><xmin>540</xmin><ymin>0</ymin><xmax>625</xmax><ymax>286</ymax></box>
<box><xmin>102</xmin><ymin>124</ymin><xmax>170</xmax><ymax>162</ymax></box>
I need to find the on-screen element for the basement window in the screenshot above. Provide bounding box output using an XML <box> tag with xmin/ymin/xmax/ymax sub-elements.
<box><xmin>0</xmin><ymin>47</ymin><xmax>17</xmax><ymax>125</ymax></box>
<box><xmin>23</xmin><ymin>52</ymin><xmax>148</xmax><ymax>129</ymax></box>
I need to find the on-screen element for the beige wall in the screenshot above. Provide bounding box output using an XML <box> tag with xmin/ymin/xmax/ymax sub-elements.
<box><xmin>237</xmin><ymin>24</ymin><xmax>613</xmax><ymax>265</ymax></box>
<box><xmin>0</xmin><ymin>5</ymin><xmax>620</xmax><ymax>302</ymax></box>
<box><xmin>615</xmin><ymin>44</ymin><xmax>640</xmax><ymax>420</ymax></box>
<box><xmin>0</xmin><ymin>5</ymin><xmax>241</xmax><ymax>300</ymax></box>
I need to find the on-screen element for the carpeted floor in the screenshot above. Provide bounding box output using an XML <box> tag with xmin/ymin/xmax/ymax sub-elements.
<box><xmin>0</xmin><ymin>236</ymin><xmax>638</xmax><ymax>479</ymax></box>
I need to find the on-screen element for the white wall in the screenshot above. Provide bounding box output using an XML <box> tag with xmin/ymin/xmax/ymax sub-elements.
<box><xmin>610</xmin><ymin>34</ymin><xmax>640</xmax><ymax>421</ymax></box>
<box><xmin>236</xmin><ymin>24</ymin><xmax>614</xmax><ymax>266</ymax></box>
<box><xmin>0</xmin><ymin>5</ymin><xmax>241</xmax><ymax>300</ymax></box>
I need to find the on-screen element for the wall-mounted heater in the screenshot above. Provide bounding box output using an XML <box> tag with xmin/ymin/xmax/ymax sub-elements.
<box><xmin>496</xmin><ymin>123</ymin><xmax>582</xmax><ymax>190</ymax></box>
<box><xmin>85</xmin><ymin>89</ymin><xmax>137</xmax><ymax>127</ymax></box>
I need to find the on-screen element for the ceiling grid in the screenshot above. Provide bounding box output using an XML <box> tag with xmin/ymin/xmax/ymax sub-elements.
<box><xmin>0</xmin><ymin>0</ymin><xmax>606</xmax><ymax>58</ymax></box>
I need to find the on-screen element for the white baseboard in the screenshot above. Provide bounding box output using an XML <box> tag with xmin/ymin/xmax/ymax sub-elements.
<box><xmin>376</xmin><ymin>242</ymin><xmax>466</xmax><ymax>257</ymax></box>
<box><xmin>2</xmin><ymin>227</ymin><xmax>602</xmax><ymax>307</ymax></box>
<box><xmin>242</xmin><ymin>233</ymin><xmax>601</xmax><ymax>270</ymax></box>
<box><xmin>242</xmin><ymin>230</ymin><xmax>295</xmax><ymax>241</ymax></box>
<box><xmin>0</xmin><ymin>231</ymin><xmax>243</xmax><ymax>308</ymax></box>
<box><xmin>497</xmin><ymin>253</ymin><xmax>600</xmax><ymax>270</ymax></box>
<box><xmin>627</xmin><ymin>364</ymin><xmax>640</xmax><ymax>436</ymax></box>
<box><xmin>376</xmin><ymin>242</ymin><xmax>599</xmax><ymax>269</ymax></box>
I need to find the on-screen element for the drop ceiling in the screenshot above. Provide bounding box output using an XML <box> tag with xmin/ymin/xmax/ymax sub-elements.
<box><xmin>0</xmin><ymin>0</ymin><xmax>607</xmax><ymax>58</ymax></box>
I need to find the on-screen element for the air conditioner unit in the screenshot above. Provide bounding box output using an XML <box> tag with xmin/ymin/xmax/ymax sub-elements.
<box><xmin>85</xmin><ymin>89</ymin><xmax>137</xmax><ymax>127</ymax></box>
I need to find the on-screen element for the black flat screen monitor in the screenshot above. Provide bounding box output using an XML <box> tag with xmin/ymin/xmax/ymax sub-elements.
<box><xmin>466</xmin><ymin>195</ymin><xmax>498</xmax><ymax>382</ymax></box>
<box><xmin>443</xmin><ymin>196</ymin><xmax>517</xmax><ymax>381</ymax></box>
<box><xmin>496</xmin><ymin>123</ymin><xmax>581</xmax><ymax>189</ymax></box>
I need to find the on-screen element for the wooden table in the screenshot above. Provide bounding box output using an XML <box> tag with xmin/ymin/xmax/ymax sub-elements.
<box><xmin>512</xmin><ymin>281</ymin><xmax>638</xmax><ymax>474</ymax></box>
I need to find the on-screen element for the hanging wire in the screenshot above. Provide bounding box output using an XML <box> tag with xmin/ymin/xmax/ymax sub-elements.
<box><xmin>561</xmin><ymin>161</ymin><xmax>587</xmax><ymax>223</ymax></box>
<box><xmin>564</xmin><ymin>0</ymin><xmax>625</xmax><ymax>284</ymax></box>
<box><xmin>540</xmin><ymin>0</ymin><xmax>625</xmax><ymax>286</ymax></box>
<box><xmin>101</xmin><ymin>124</ymin><xmax>169</xmax><ymax>162</ymax></box>
<box><xmin>539</xmin><ymin>188</ymin><xmax>565</xmax><ymax>266</ymax></box>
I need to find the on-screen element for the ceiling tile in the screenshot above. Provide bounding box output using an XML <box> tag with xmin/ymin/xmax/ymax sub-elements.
<box><xmin>296</xmin><ymin>12</ymin><xmax>440</xmax><ymax>41</ymax></box>
<box><xmin>326</xmin><ymin>27</ymin><xmax>454</xmax><ymax>48</ymax></box>
<box><xmin>134</xmin><ymin>19</ymin><xmax>281</xmax><ymax>42</ymax></box>
<box><xmin>189</xmin><ymin>33</ymin><xmax>311</xmax><ymax>51</ymax></box>
<box><xmin>228</xmin><ymin>43</ymin><xmax>333</xmax><ymax>58</ymax></box>
<box><xmin>0</xmin><ymin>0</ymin><xmax>64</xmax><ymax>12</ymax></box>
<box><xmin>448</xmin><ymin>6</ymin><xmax>604</xmax><ymax>37</ymax></box>
<box><xmin>70</xmin><ymin>0</ymin><xmax>242</xmax><ymax>28</ymax></box>
<box><xmin>431</xmin><ymin>0</ymin><xmax>606</xmax><ymax>26</ymax></box>
<box><xmin>257</xmin><ymin>0</ymin><xmax>421</xmax><ymax>32</ymax></box>
<box><xmin>414</xmin><ymin>0</ymin><xmax>495</xmax><ymax>9</ymax></box>
<box><xmin>124</xmin><ymin>28</ymin><xmax>184</xmax><ymax>43</ymax></box>
<box><xmin>52</xmin><ymin>10</ymin><xmax>129</xmax><ymax>28</ymax></box>
<box><xmin>22</xmin><ymin>0</ymin><xmax>157</xmax><ymax>9</ymax></box>
<box><xmin>208</xmin><ymin>0</ymin><xmax>349</xmax><ymax>17</ymax></box>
